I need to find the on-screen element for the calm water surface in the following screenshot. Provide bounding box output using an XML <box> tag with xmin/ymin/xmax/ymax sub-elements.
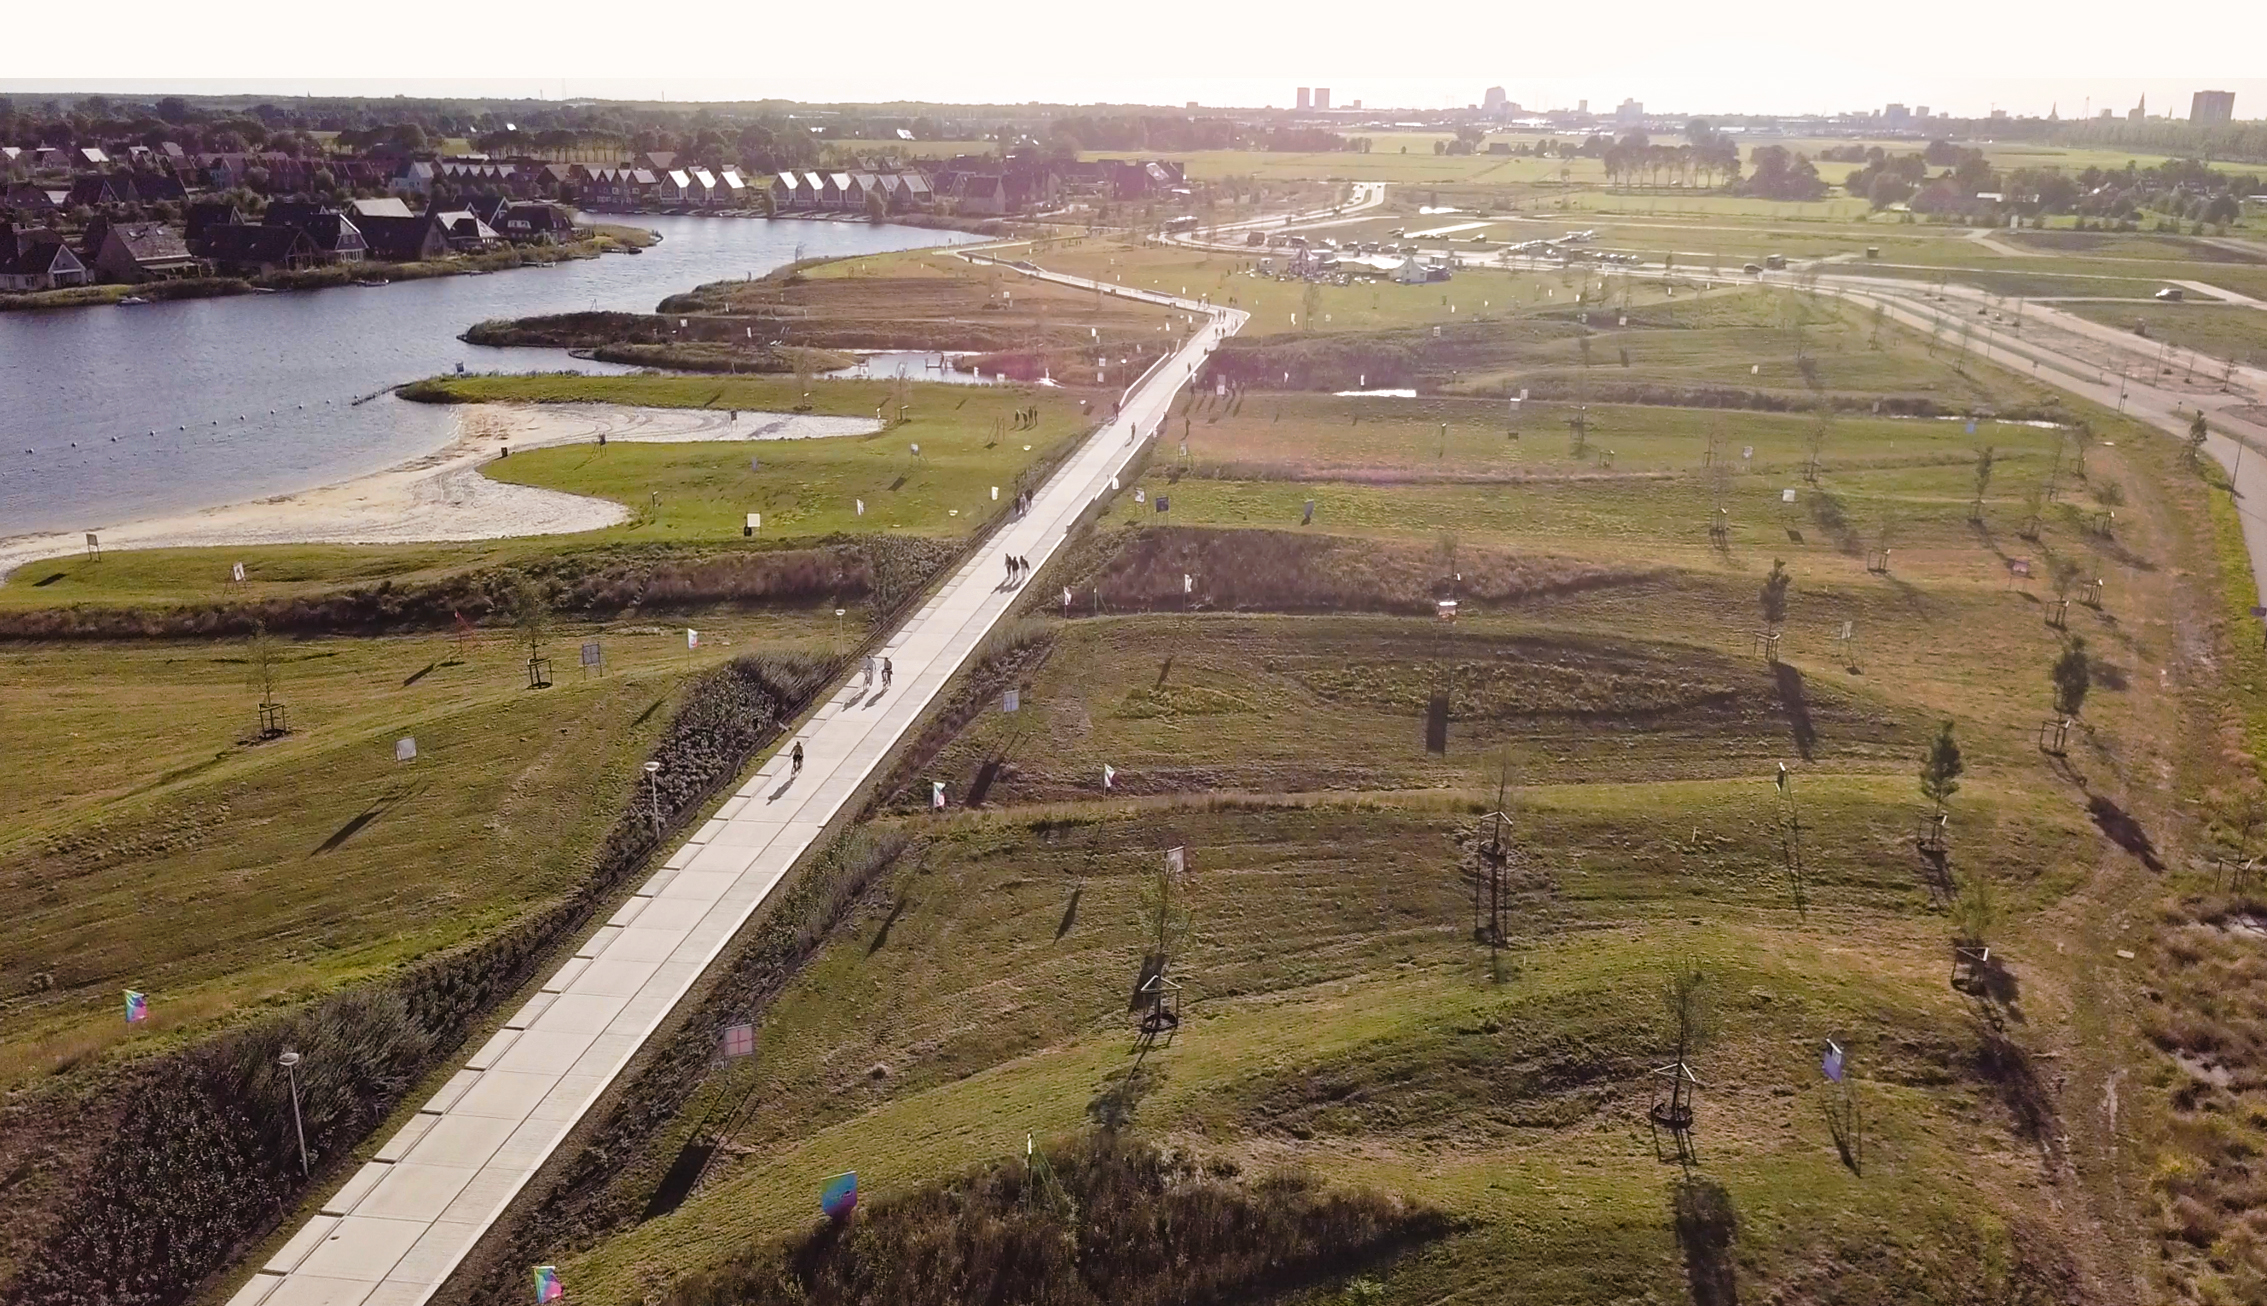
<box><xmin>0</xmin><ymin>216</ymin><xmax>975</xmax><ymax>538</ymax></box>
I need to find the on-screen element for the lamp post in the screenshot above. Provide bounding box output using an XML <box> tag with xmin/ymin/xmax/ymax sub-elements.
<box><xmin>643</xmin><ymin>761</ymin><xmax>662</xmax><ymax>835</ymax></box>
<box><xmin>278</xmin><ymin>1049</ymin><xmax>310</xmax><ymax>1177</ymax></box>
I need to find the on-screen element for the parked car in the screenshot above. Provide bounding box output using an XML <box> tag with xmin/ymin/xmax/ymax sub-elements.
<box><xmin>2154</xmin><ymin>287</ymin><xmax>2185</xmax><ymax>301</ymax></box>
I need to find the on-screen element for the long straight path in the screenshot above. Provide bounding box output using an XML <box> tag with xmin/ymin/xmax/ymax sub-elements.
<box><xmin>236</xmin><ymin>281</ymin><xmax>1246</xmax><ymax>1306</ymax></box>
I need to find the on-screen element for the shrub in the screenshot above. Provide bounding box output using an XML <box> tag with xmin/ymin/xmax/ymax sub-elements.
<box><xmin>667</xmin><ymin>1133</ymin><xmax>1452</xmax><ymax>1306</ymax></box>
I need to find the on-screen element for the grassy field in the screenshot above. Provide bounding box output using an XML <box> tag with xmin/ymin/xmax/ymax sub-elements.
<box><xmin>2</xmin><ymin>375</ymin><xmax>1093</xmax><ymax>611</ymax></box>
<box><xmin>2059</xmin><ymin>299</ymin><xmax>2267</xmax><ymax>365</ymax></box>
<box><xmin>0</xmin><ymin>610</ymin><xmax>833</xmax><ymax>1084</ymax></box>
<box><xmin>516</xmin><ymin>254</ymin><xmax>2240</xmax><ymax>1305</ymax></box>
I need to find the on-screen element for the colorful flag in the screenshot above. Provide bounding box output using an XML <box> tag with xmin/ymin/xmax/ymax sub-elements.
<box><xmin>1822</xmin><ymin>1041</ymin><xmax>1845</xmax><ymax>1083</ymax></box>
<box><xmin>124</xmin><ymin>990</ymin><xmax>148</xmax><ymax>1024</ymax></box>
<box><xmin>534</xmin><ymin>1266</ymin><xmax>563</xmax><ymax>1303</ymax></box>
<box><xmin>1103</xmin><ymin>764</ymin><xmax>1116</xmax><ymax>791</ymax></box>
<box><xmin>821</xmin><ymin>1171</ymin><xmax>859</xmax><ymax>1218</ymax></box>
<box><xmin>931</xmin><ymin>781</ymin><xmax>946</xmax><ymax>810</ymax></box>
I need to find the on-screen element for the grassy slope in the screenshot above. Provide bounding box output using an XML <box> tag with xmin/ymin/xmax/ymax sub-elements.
<box><xmin>0</xmin><ymin>611</ymin><xmax>833</xmax><ymax>1083</ymax></box>
<box><xmin>539</xmin><ymin>280</ymin><xmax>2193</xmax><ymax>1303</ymax></box>
<box><xmin>2</xmin><ymin>376</ymin><xmax>1091</xmax><ymax>609</ymax></box>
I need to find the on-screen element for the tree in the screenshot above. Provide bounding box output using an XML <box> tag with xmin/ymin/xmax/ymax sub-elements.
<box><xmin>2189</xmin><ymin>411</ymin><xmax>2210</xmax><ymax>463</ymax></box>
<box><xmin>1662</xmin><ymin>958</ymin><xmax>1714</xmax><ymax>1069</ymax></box>
<box><xmin>1970</xmin><ymin>445</ymin><xmax>1995</xmax><ymax>520</ymax></box>
<box><xmin>2051</xmin><ymin>636</ymin><xmax>2090</xmax><ymax>716</ymax></box>
<box><xmin>1760</xmin><ymin>559</ymin><xmax>1791</xmax><ymax>630</ymax></box>
<box><xmin>1951</xmin><ymin>872</ymin><xmax>1999</xmax><ymax>948</ymax></box>
<box><xmin>247</xmin><ymin>620</ymin><xmax>281</xmax><ymax>708</ymax></box>
<box><xmin>512</xmin><ymin>576</ymin><xmax>552</xmax><ymax>662</ymax></box>
<box><xmin>1919</xmin><ymin>722</ymin><xmax>1964</xmax><ymax>817</ymax></box>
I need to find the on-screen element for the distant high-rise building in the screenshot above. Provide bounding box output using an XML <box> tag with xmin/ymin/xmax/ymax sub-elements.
<box><xmin>1349</xmin><ymin>99</ymin><xmax>1362</xmax><ymax>110</ymax></box>
<box><xmin>1296</xmin><ymin>87</ymin><xmax>1311</xmax><ymax>110</ymax></box>
<box><xmin>2099</xmin><ymin>108</ymin><xmax>2114</xmax><ymax>120</ymax></box>
<box><xmin>2193</xmin><ymin>90</ymin><xmax>2236</xmax><ymax>125</ymax></box>
<box><xmin>1483</xmin><ymin>86</ymin><xmax>1507</xmax><ymax>113</ymax></box>
<box><xmin>1884</xmin><ymin>103</ymin><xmax>1910</xmax><ymax>125</ymax></box>
<box><xmin>1315</xmin><ymin>88</ymin><xmax>1331</xmax><ymax>110</ymax></box>
<box><xmin>1616</xmin><ymin>98</ymin><xmax>1643</xmax><ymax>123</ymax></box>
<box><xmin>1577</xmin><ymin>99</ymin><xmax>1589</xmax><ymax>115</ymax></box>
<box><xmin>1916</xmin><ymin>105</ymin><xmax>1929</xmax><ymax>119</ymax></box>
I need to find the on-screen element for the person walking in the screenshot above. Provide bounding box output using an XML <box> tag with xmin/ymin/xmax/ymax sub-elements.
<box><xmin>1005</xmin><ymin>552</ymin><xmax>1015</xmax><ymax>584</ymax></box>
<box><xmin>791</xmin><ymin>740</ymin><xmax>804</xmax><ymax>776</ymax></box>
<box><xmin>863</xmin><ymin>654</ymin><xmax>876</xmax><ymax>690</ymax></box>
<box><xmin>882</xmin><ymin>657</ymin><xmax>893</xmax><ymax>688</ymax></box>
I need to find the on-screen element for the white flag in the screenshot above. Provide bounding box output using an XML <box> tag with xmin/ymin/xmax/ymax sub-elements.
<box><xmin>1182</xmin><ymin>573</ymin><xmax>1193</xmax><ymax>594</ymax></box>
<box><xmin>1103</xmin><ymin>764</ymin><xmax>1116</xmax><ymax>790</ymax></box>
<box><xmin>231</xmin><ymin>562</ymin><xmax>246</xmax><ymax>583</ymax></box>
<box><xmin>1166</xmin><ymin>846</ymin><xmax>1185</xmax><ymax>875</ymax></box>
<box><xmin>1062</xmin><ymin>586</ymin><xmax>1073</xmax><ymax>608</ymax></box>
<box><xmin>686</xmin><ymin>628</ymin><xmax>699</xmax><ymax>649</ymax></box>
<box><xmin>931</xmin><ymin>781</ymin><xmax>946</xmax><ymax>809</ymax></box>
<box><xmin>855</xmin><ymin>498</ymin><xmax>865</xmax><ymax>516</ymax></box>
<box><xmin>991</xmin><ymin>486</ymin><xmax>999</xmax><ymax>500</ymax></box>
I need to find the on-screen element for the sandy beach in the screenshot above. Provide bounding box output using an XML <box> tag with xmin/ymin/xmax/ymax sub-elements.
<box><xmin>0</xmin><ymin>403</ymin><xmax>880</xmax><ymax>584</ymax></box>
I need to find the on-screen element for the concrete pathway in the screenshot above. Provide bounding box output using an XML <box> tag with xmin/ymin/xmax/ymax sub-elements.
<box><xmin>235</xmin><ymin>285</ymin><xmax>1246</xmax><ymax>1306</ymax></box>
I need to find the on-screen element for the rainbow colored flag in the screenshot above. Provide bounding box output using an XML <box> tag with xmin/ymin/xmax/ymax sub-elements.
<box><xmin>124</xmin><ymin>991</ymin><xmax>148</xmax><ymax>1024</ymax></box>
<box><xmin>820</xmin><ymin>1171</ymin><xmax>858</xmax><ymax>1219</ymax></box>
<box><xmin>533</xmin><ymin>1266</ymin><xmax>563</xmax><ymax>1303</ymax></box>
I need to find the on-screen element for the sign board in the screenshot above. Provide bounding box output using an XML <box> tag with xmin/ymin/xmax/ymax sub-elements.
<box><xmin>1154</xmin><ymin>495</ymin><xmax>1169</xmax><ymax>513</ymax></box>
<box><xmin>931</xmin><ymin>781</ymin><xmax>946</xmax><ymax>810</ymax></box>
<box><xmin>1822</xmin><ymin>1041</ymin><xmax>1845</xmax><ymax>1083</ymax></box>
<box><xmin>1436</xmin><ymin>599</ymin><xmax>1459</xmax><ymax>620</ymax></box>
<box><xmin>395</xmin><ymin>737</ymin><xmax>417</xmax><ymax>762</ymax></box>
<box><xmin>745</xmin><ymin>512</ymin><xmax>760</xmax><ymax>536</ymax></box>
<box><xmin>1166</xmin><ymin>846</ymin><xmax>1185</xmax><ymax>876</ymax></box>
<box><xmin>686</xmin><ymin>628</ymin><xmax>699</xmax><ymax>649</ymax></box>
<box><xmin>1002</xmin><ymin>688</ymin><xmax>1020</xmax><ymax>713</ymax></box>
<box><xmin>1782</xmin><ymin>488</ymin><xmax>1798</xmax><ymax>503</ymax></box>
<box><xmin>581</xmin><ymin>641</ymin><xmax>602</xmax><ymax>667</ymax></box>
<box><xmin>2009</xmin><ymin>559</ymin><xmax>2032</xmax><ymax>577</ymax></box>
<box><xmin>821</xmin><ymin>1172</ymin><xmax>859</xmax><ymax>1219</ymax></box>
<box><xmin>231</xmin><ymin>562</ymin><xmax>246</xmax><ymax>583</ymax></box>
<box><xmin>991</xmin><ymin>486</ymin><xmax>999</xmax><ymax>501</ymax></box>
<box><xmin>721</xmin><ymin>1023</ymin><xmax>755</xmax><ymax>1058</ymax></box>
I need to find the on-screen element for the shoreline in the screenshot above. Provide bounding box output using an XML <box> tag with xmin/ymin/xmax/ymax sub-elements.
<box><xmin>0</xmin><ymin>403</ymin><xmax>880</xmax><ymax>585</ymax></box>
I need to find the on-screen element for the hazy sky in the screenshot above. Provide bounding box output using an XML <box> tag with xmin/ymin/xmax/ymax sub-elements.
<box><xmin>6</xmin><ymin>0</ymin><xmax>2265</xmax><ymax>121</ymax></box>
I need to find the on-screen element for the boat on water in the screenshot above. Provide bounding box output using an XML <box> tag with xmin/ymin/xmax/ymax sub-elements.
<box><xmin>115</xmin><ymin>296</ymin><xmax>150</xmax><ymax>305</ymax></box>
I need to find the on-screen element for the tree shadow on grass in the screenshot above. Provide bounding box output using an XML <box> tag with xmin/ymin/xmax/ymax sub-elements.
<box><xmin>1671</xmin><ymin>1176</ymin><xmax>1739</xmax><ymax>1306</ymax></box>
<box><xmin>1772</xmin><ymin>662</ymin><xmax>1816</xmax><ymax>760</ymax></box>
<box><xmin>2088</xmin><ymin>794</ymin><xmax>2163</xmax><ymax>871</ymax></box>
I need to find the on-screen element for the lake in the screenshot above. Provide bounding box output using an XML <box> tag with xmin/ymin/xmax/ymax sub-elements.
<box><xmin>0</xmin><ymin>215</ymin><xmax>976</xmax><ymax>539</ymax></box>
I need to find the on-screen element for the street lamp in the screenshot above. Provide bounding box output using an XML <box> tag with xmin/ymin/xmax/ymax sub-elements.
<box><xmin>278</xmin><ymin>1050</ymin><xmax>310</xmax><ymax>1177</ymax></box>
<box><xmin>643</xmin><ymin>761</ymin><xmax>662</xmax><ymax>834</ymax></box>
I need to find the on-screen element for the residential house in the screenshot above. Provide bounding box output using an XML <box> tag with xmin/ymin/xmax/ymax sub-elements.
<box><xmin>949</xmin><ymin>174</ymin><xmax>1008</xmax><ymax>216</ymax></box>
<box><xmin>347</xmin><ymin>197</ymin><xmax>416</xmax><ymax>220</ymax></box>
<box><xmin>686</xmin><ymin>168</ymin><xmax>717</xmax><ymax>207</ymax></box>
<box><xmin>640</xmin><ymin>151</ymin><xmax>678</xmax><ymax>173</ymax></box>
<box><xmin>262</xmin><ymin>204</ymin><xmax>368</xmax><ymax>265</ymax></box>
<box><xmin>355</xmin><ymin>212</ymin><xmax>453</xmax><ymax>262</ymax></box>
<box><xmin>0</xmin><ymin>224</ymin><xmax>91</xmax><ymax>290</ymax></box>
<box><xmin>77</xmin><ymin>147</ymin><xmax>111</xmax><ymax>170</ymax></box>
<box><xmin>203</xmin><ymin>224</ymin><xmax>318</xmax><ymax>277</ymax></box>
<box><xmin>841</xmin><ymin>172</ymin><xmax>876</xmax><ymax>211</ymax></box>
<box><xmin>431</xmin><ymin>210</ymin><xmax>502</xmax><ymax>251</ymax></box>
<box><xmin>495</xmin><ymin>203</ymin><xmax>575</xmax><ymax>244</ymax></box>
<box><xmin>578</xmin><ymin>167</ymin><xmax>655</xmax><ymax>209</ymax></box>
<box><xmin>657</xmin><ymin>169</ymin><xmax>693</xmax><ymax>207</ymax></box>
<box><xmin>183</xmin><ymin>201</ymin><xmax>244</xmax><ymax>256</ymax></box>
<box><xmin>94</xmin><ymin>222</ymin><xmax>202</xmax><ymax>282</ymax></box>
<box><xmin>392</xmin><ymin>160</ymin><xmax>437</xmax><ymax>196</ymax></box>
<box><xmin>897</xmin><ymin>172</ymin><xmax>935</xmax><ymax>210</ymax></box>
<box><xmin>716</xmin><ymin>169</ymin><xmax>747</xmax><ymax>207</ymax></box>
<box><xmin>4</xmin><ymin>184</ymin><xmax>63</xmax><ymax>216</ymax></box>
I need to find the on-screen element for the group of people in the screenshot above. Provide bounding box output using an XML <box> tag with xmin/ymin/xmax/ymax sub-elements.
<box><xmin>861</xmin><ymin>654</ymin><xmax>894</xmax><ymax>693</ymax></box>
<box><xmin>1003</xmin><ymin>553</ymin><xmax>1033</xmax><ymax>585</ymax></box>
<box><xmin>1012</xmin><ymin>489</ymin><xmax>1035</xmax><ymax>518</ymax></box>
